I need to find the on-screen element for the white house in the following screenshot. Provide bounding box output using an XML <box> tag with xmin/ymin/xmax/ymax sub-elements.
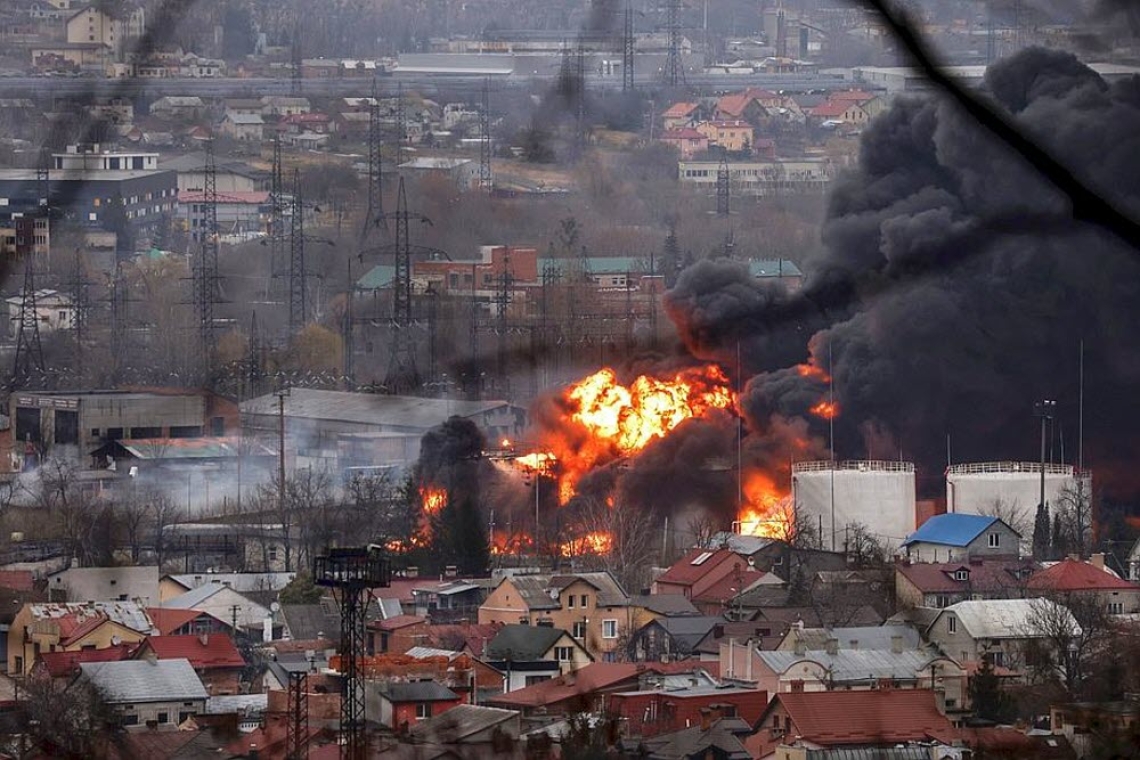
<box><xmin>6</xmin><ymin>289</ymin><xmax>75</xmax><ymax>340</ymax></box>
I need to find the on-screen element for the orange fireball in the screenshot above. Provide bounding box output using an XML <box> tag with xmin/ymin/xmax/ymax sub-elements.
<box><xmin>737</xmin><ymin>471</ymin><xmax>794</xmax><ymax>540</ymax></box>
<box><xmin>419</xmin><ymin>486</ymin><xmax>447</xmax><ymax>514</ymax></box>
<box><xmin>810</xmin><ymin>400</ymin><xmax>840</xmax><ymax>420</ymax></box>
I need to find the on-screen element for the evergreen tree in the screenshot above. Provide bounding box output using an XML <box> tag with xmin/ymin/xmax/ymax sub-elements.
<box><xmin>1052</xmin><ymin>512</ymin><xmax>1068</xmax><ymax>559</ymax></box>
<box><xmin>969</xmin><ymin>657</ymin><xmax>1015</xmax><ymax>724</ymax></box>
<box><xmin>1032</xmin><ymin>503</ymin><xmax>1051</xmax><ymax>560</ymax></box>
<box><xmin>430</xmin><ymin>494</ymin><xmax>489</xmax><ymax>576</ymax></box>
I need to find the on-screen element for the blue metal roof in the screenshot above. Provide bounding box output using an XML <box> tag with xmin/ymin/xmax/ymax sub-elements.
<box><xmin>901</xmin><ymin>513</ymin><xmax>998</xmax><ymax>548</ymax></box>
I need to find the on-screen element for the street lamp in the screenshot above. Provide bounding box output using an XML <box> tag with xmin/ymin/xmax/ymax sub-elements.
<box><xmin>1034</xmin><ymin>399</ymin><xmax>1057</xmax><ymax>517</ymax></box>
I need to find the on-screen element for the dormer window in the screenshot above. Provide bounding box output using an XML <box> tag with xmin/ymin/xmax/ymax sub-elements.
<box><xmin>954</xmin><ymin>569</ymin><xmax>969</xmax><ymax>581</ymax></box>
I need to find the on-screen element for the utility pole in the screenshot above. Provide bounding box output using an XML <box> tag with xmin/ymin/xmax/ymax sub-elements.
<box><xmin>342</xmin><ymin>260</ymin><xmax>356</xmax><ymax>390</ymax></box>
<box><xmin>495</xmin><ymin>251</ymin><xmax>513</xmax><ymax>393</ymax></box>
<box><xmin>716</xmin><ymin>150</ymin><xmax>731</xmax><ymax>217</ymax></box>
<box><xmin>288</xmin><ymin>170</ymin><xmax>307</xmax><ymax>334</ymax></box>
<box><xmin>664</xmin><ymin>0</ymin><xmax>684</xmax><ymax>88</ymax></box>
<box><xmin>575</xmin><ymin>40</ymin><xmax>588</xmax><ymax>156</ymax></box>
<box><xmin>286</xmin><ymin>670</ymin><xmax>309</xmax><ymax>760</ymax></box>
<box><xmin>394</xmin><ymin>82</ymin><xmax>407</xmax><ymax>169</ymax></box>
<box><xmin>363</xmin><ymin>80</ymin><xmax>386</xmax><ymax>238</ymax></box>
<box><xmin>68</xmin><ymin>247</ymin><xmax>90</xmax><ymax>382</ymax></box>
<box><xmin>247</xmin><ymin>311</ymin><xmax>265</xmax><ymax>399</ymax></box>
<box><xmin>193</xmin><ymin>138</ymin><xmax>221</xmax><ymax>385</ymax></box>
<box><xmin>109</xmin><ymin>260</ymin><xmax>130</xmax><ymax>381</ymax></box>
<box><xmin>622</xmin><ymin>2</ymin><xmax>635</xmax><ymax>93</ymax></box>
<box><xmin>11</xmin><ymin>256</ymin><xmax>46</xmax><ymax>390</ymax></box>
<box><xmin>269</xmin><ymin>131</ymin><xmax>286</xmax><ymax>299</ymax></box>
<box><xmin>478</xmin><ymin>78</ymin><xmax>493</xmax><ymax>190</ymax></box>
<box><xmin>1035</xmin><ymin>399</ymin><xmax>1057</xmax><ymax>522</ymax></box>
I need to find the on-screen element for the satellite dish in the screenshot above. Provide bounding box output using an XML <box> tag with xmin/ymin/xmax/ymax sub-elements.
<box><xmin>270</xmin><ymin>602</ymin><xmax>281</xmax><ymax>613</ymax></box>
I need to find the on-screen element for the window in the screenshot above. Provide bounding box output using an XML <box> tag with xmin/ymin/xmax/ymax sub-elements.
<box><xmin>268</xmin><ymin>547</ymin><xmax>279</xmax><ymax>562</ymax></box>
<box><xmin>602</xmin><ymin>619</ymin><xmax>618</xmax><ymax>639</ymax></box>
<box><xmin>157</xmin><ymin>712</ymin><xmax>169</xmax><ymax>724</ymax></box>
<box><xmin>988</xmin><ymin>532</ymin><xmax>1000</xmax><ymax>548</ymax></box>
<box><xmin>935</xmin><ymin>595</ymin><xmax>950</xmax><ymax>608</ymax></box>
<box><xmin>573</xmin><ymin>622</ymin><xmax>586</xmax><ymax>639</ymax></box>
<box><xmin>415</xmin><ymin>703</ymin><xmax>431</xmax><ymax>719</ymax></box>
<box><xmin>122</xmin><ymin>714</ymin><xmax>138</xmax><ymax>726</ymax></box>
<box><xmin>580</xmin><ymin>594</ymin><xmax>588</xmax><ymax>608</ymax></box>
<box><xmin>178</xmin><ymin>712</ymin><xmax>192</xmax><ymax>723</ymax></box>
<box><xmin>554</xmin><ymin>646</ymin><xmax>573</xmax><ymax>662</ymax></box>
<box><xmin>954</xmin><ymin>569</ymin><xmax>969</xmax><ymax>581</ymax></box>
<box><xmin>947</xmin><ymin>615</ymin><xmax>957</xmax><ymax>634</ymax></box>
<box><xmin>1109</xmin><ymin>601</ymin><xmax>1124</xmax><ymax>615</ymax></box>
<box><xmin>524</xmin><ymin>675</ymin><xmax>550</xmax><ymax>686</ymax></box>
<box><xmin>567</xmin><ymin>594</ymin><xmax>575</xmax><ymax>609</ymax></box>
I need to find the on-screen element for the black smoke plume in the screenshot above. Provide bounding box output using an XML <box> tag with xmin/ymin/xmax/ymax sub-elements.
<box><xmin>667</xmin><ymin>49</ymin><xmax>1140</xmax><ymax>499</ymax></box>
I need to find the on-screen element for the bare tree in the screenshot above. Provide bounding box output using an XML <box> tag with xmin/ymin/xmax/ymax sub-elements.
<box><xmin>151</xmin><ymin>492</ymin><xmax>182</xmax><ymax>571</ymax></box>
<box><xmin>1055</xmin><ymin>479</ymin><xmax>1094</xmax><ymax>559</ymax></box>
<box><xmin>977</xmin><ymin>496</ymin><xmax>1031</xmax><ymax>543</ymax></box>
<box><xmin>572</xmin><ymin>496</ymin><xmax>659</xmax><ymax>594</ymax></box>
<box><xmin>685</xmin><ymin>512</ymin><xmax>723</xmax><ymax>550</ymax></box>
<box><xmin>1022</xmin><ymin>594</ymin><xmax>1108</xmax><ymax>697</ymax></box>
<box><xmin>20</xmin><ymin>671</ymin><xmax>118</xmax><ymax>757</ymax></box>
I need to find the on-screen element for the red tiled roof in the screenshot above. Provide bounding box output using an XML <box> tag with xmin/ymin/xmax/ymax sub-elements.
<box><xmin>420</xmin><ymin>623</ymin><xmax>502</xmax><ymax>657</ymax></box>
<box><xmin>371</xmin><ymin>614</ymin><xmax>427</xmax><ymax>631</ymax></box>
<box><xmin>0</xmin><ymin>570</ymin><xmax>35</xmax><ymax>592</ymax></box>
<box><xmin>771</xmin><ymin>689</ymin><xmax>956</xmax><ymax>745</ymax></box>
<box><xmin>830</xmin><ymin>89</ymin><xmax>876</xmax><ymax>102</ymax></box>
<box><xmin>140</xmin><ymin>634</ymin><xmax>245</xmax><ymax>669</ymax></box>
<box><xmin>694</xmin><ymin>569</ymin><xmax>765</xmax><ymax>605</ymax></box>
<box><xmin>37</xmin><ymin>644</ymin><xmax>135</xmax><ymax>678</ymax></box>
<box><xmin>485</xmin><ymin>661</ymin><xmax>711</xmax><ymax>709</ymax></box>
<box><xmin>660</xmin><ymin>128</ymin><xmax>706</xmax><ymax>140</ymax></box>
<box><xmin>896</xmin><ymin>559</ymin><xmax>1037</xmax><ymax>594</ymax></box>
<box><xmin>662</xmin><ymin>101</ymin><xmax>699</xmax><ymax>118</ymax></box>
<box><xmin>655</xmin><ymin>548</ymin><xmax>737</xmax><ymax>588</ymax></box>
<box><xmin>1027</xmin><ymin>559</ymin><xmax>1137</xmax><ymax>592</ymax></box>
<box><xmin>810</xmin><ymin>100</ymin><xmax>853</xmax><ymax>118</ymax></box>
<box><xmin>147</xmin><ymin>607</ymin><xmax>207</xmax><ymax>636</ymax></box>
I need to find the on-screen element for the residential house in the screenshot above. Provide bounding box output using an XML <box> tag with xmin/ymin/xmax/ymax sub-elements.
<box><xmin>369</xmin><ymin>681</ymin><xmax>463</xmax><ymax>730</ymax></box>
<box><xmin>221</xmin><ymin>99</ymin><xmax>264</xmax><ymax>118</ymax></box>
<box><xmin>809</xmin><ymin>99</ymin><xmax>870</xmax><ymax>125</ymax></box>
<box><xmin>407</xmin><ymin>704</ymin><xmax>522</xmax><ymax>746</ymax></box>
<box><xmin>5</xmin><ymin>289</ymin><xmax>75</xmax><ymax>340</ymax></box>
<box><xmin>483</xmin><ymin>624</ymin><xmax>592</xmax><ymax>690</ymax></box>
<box><xmin>35</xmin><ymin>643</ymin><xmax>135</xmax><ymax>679</ymax></box>
<box><xmin>485</xmin><ymin>661</ymin><xmax>715</xmax><ymax>715</ymax></box>
<box><xmin>147</xmin><ymin>607</ymin><xmax>231</xmax><ymax>637</ymax></box>
<box><xmin>627</xmin><ymin>616</ymin><xmax>725</xmax><ymax>662</ymax></box>
<box><xmin>279</xmin><ymin>112</ymin><xmax>334</xmax><ymax>135</ymax></box>
<box><xmin>411</xmin><ymin>579</ymin><xmax>489</xmax><ymax>623</ymax></box>
<box><xmin>775</xmin><ymin>625</ymin><xmax>921</xmax><ymax>652</ymax></box>
<box><xmin>829</xmin><ymin>89</ymin><xmax>887</xmax><ymax>119</ymax></box>
<box><xmin>653</xmin><ymin>548</ymin><xmax>765</xmax><ymax>615</ymax></box>
<box><xmin>662</xmin><ymin>102</ymin><xmax>701</xmax><ymax>131</ymax></box>
<box><xmin>160</xmin><ymin>581</ymin><xmax>272</xmax><ymax>633</ymax></box>
<box><xmin>714</xmin><ymin>88</ymin><xmax>779</xmax><ymax>123</ymax></box>
<box><xmin>159</xmin><ymin>572</ymin><xmax>295</xmax><ymax>603</ymax></box>
<box><xmin>370</xmin><ymin>614</ymin><xmax>429</xmax><ymax>654</ymax></box>
<box><xmin>261</xmin><ymin>97</ymin><xmax>311</xmax><ymax>117</ymax></box>
<box><xmin>693</xmin><ymin>620</ymin><xmax>788</xmax><ymax>663</ymax></box>
<box><xmin>65</xmin><ymin>3</ymin><xmax>145</xmax><ymax>63</ymax></box>
<box><xmin>626</xmin><ymin>715</ymin><xmax>754</xmax><ymax>759</ymax></box>
<box><xmin>901</xmin><ymin>513</ymin><xmax>1022</xmax><ymax>563</ymax></box>
<box><xmin>400</xmin><ymin>647</ymin><xmax>506</xmax><ymax>702</ymax></box>
<box><xmin>925</xmin><ymin>598</ymin><xmax>1080</xmax><ymax>672</ymax></box>
<box><xmin>748</xmin><ymin>690</ymin><xmax>957</xmax><ymax>759</ymax></box>
<box><xmin>895</xmin><ymin>557</ymin><xmax>1038</xmax><ymax>609</ymax></box>
<box><xmin>9</xmin><ymin>601</ymin><xmax>154</xmax><ymax>676</ymax></box>
<box><xmin>1051</xmin><ymin>700</ymin><xmax>1140</xmax><ymax>758</ymax></box>
<box><xmin>608</xmin><ymin>686</ymin><xmax>768</xmax><ymax>738</ymax></box>
<box><xmin>149</xmin><ymin>96</ymin><xmax>206</xmax><ymax>120</ymax></box>
<box><xmin>415</xmin><ymin>622</ymin><xmax>501</xmax><ymax>657</ymax></box>
<box><xmin>959</xmin><ymin>726</ymin><xmax>1078</xmax><ymax>760</ymax></box>
<box><xmin>46</xmin><ymin>565</ymin><xmax>159</xmax><ymax>606</ymax></box>
<box><xmin>696</xmin><ymin>120</ymin><xmax>755</xmax><ymax>154</ymax></box>
<box><xmin>1026</xmin><ymin>556</ymin><xmax>1140</xmax><ymax>615</ymax></box>
<box><xmin>134</xmin><ymin>634</ymin><xmax>246</xmax><ymax>695</ymax></box>
<box><xmin>80</xmin><ymin>658</ymin><xmax>208</xmax><ymax>728</ymax></box>
<box><xmin>220</xmin><ymin>112</ymin><xmax>265</xmax><ymax>142</ymax></box>
<box><xmin>478</xmin><ymin>571</ymin><xmax>631</xmax><ymax>660</ymax></box>
<box><xmin>725</xmin><ymin>635</ymin><xmax>964</xmax><ymax>702</ymax></box>
<box><xmin>398</xmin><ymin>157</ymin><xmax>480</xmax><ymax>191</ymax></box>
<box><xmin>659</xmin><ymin>128</ymin><xmax>709</xmax><ymax>159</ymax></box>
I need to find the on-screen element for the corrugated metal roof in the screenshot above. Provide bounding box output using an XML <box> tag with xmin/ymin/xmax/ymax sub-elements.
<box><xmin>758</xmin><ymin>647</ymin><xmax>942</xmax><ymax>682</ymax></box>
<box><xmin>787</xmin><ymin>625</ymin><xmax>921</xmax><ymax>652</ymax></box>
<box><xmin>80</xmin><ymin>658</ymin><xmax>208</xmax><ymax>703</ymax></box>
<box><xmin>168</xmin><ymin>572</ymin><xmax>296</xmax><ymax>593</ymax></box>
<box><xmin>29</xmin><ymin>601</ymin><xmax>154</xmax><ymax>634</ymax></box>
<box><xmin>240</xmin><ymin>387</ymin><xmax>515</xmax><ymax>430</ymax></box>
<box><xmin>902</xmin><ymin>513</ymin><xmax>1000</xmax><ymax>547</ymax></box>
<box><xmin>112</xmin><ymin>437</ymin><xmax>275</xmax><ymax>460</ymax></box>
<box><xmin>378</xmin><ymin>681</ymin><xmax>459</xmax><ymax>702</ymax></box>
<box><xmin>938</xmin><ymin>598</ymin><xmax>1081</xmax><ymax>640</ymax></box>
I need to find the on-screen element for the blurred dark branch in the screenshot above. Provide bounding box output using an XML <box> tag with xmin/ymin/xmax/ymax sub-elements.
<box><xmin>861</xmin><ymin>0</ymin><xmax>1140</xmax><ymax>252</ymax></box>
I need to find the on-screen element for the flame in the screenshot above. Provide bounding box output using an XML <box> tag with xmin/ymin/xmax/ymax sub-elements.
<box><xmin>545</xmin><ymin>365</ymin><xmax>736</xmax><ymax>502</ymax></box>
<box><xmin>516</xmin><ymin>452</ymin><xmax>557</xmax><ymax>473</ymax></box>
<box><xmin>420</xmin><ymin>487</ymin><xmax>447</xmax><ymax>515</ymax></box>
<box><xmin>559</xmin><ymin>531</ymin><xmax>614</xmax><ymax>557</ymax></box>
<box><xmin>797</xmin><ymin>363</ymin><xmax>830</xmax><ymax>383</ymax></box>
<box><xmin>810</xmin><ymin>400</ymin><xmax>840</xmax><ymax>420</ymax></box>
<box><xmin>737</xmin><ymin>471</ymin><xmax>794</xmax><ymax>540</ymax></box>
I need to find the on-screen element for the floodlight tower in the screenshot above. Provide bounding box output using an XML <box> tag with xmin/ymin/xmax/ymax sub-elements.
<box><xmin>314</xmin><ymin>546</ymin><xmax>390</xmax><ymax>760</ymax></box>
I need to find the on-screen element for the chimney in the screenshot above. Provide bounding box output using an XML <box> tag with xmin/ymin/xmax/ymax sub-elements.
<box><xmin>144</xmin><ymin>650</ymin><xmax>157</xmax><ymax>665</ymax></box>
<box><xmin>890</xmin><ymin>635</ymin><xmax>903</xmax><ymax>654</ymax></box>
<box><xmin>824</xmin><ymin>638</ymin><xmax>838</xmax><ymax>656</ymax></box>
<box><xmin>699</xmin><ymin>707</ymin><xmax>712</xmax><ymax>731</ymax></box>
<box><xmin>1091</xmin><ymin>553</ymin><xmax>1106</xmax><ymax>570</ymax></box>
<box><xmin>793</xmin><ymin>635</ymin><xmax>806</xmax><ymax>656</ymax></box>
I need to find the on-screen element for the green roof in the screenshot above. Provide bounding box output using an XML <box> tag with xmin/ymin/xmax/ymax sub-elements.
<box><xmin>357</xmin><ymin>264</ymin><xmax>396</xmax><ymax>290</ymax></box>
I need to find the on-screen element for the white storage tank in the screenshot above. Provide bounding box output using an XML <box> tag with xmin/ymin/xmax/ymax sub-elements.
<box><xmin>946</xmin><ymin>462</ymin><xmax>1090</xmax><ymax>516</ymax></box>
<box><xmin>792</xmin><ymin>460</ymin><xmax>916</xmax><ymax>552</ymax></box>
